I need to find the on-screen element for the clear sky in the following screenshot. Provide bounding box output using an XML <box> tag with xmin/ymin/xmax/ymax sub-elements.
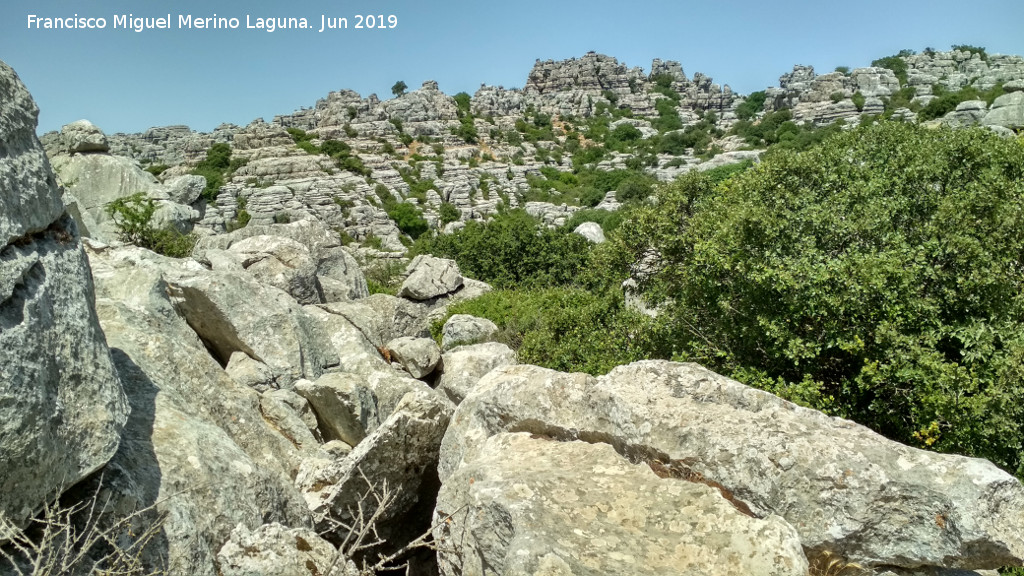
<box><xmin>2</xmin><ymin>0</ymin><xmax>1022</xmax><ymax>134</ymax></box>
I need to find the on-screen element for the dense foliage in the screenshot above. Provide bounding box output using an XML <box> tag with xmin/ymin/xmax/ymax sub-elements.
<box><xmin>191</xmin><ymin>143</ymin><xmax>245</xmax><ymax>203</ymax></box>
<box><xmin>620</xmin><ymin>123</ymin><xmax>1024</xmax><ymax>475</ymax></box>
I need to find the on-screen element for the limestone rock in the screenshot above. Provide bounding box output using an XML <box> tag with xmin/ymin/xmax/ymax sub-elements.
<box><xmin>0</xmin><ymin>60</ymin><xmax>128</xmax><ymax>529</ymax></box>
<box><xmin>441</xmin><ymin>314</ymin><xmax>498</xmax><ymax>351</ymax></box>
<box><xmin>228</xmin><ymin>235</ymin><xmax>324</xmax><ymax>305</ymax></box>
<box><xmin>398</xmin><ymin>255</ymin><xmax>463</xmax><ymax>300</ymax></box>
<box><xmin>983</xmin><ymin>91</ymin><xmax>1024</xmax><ymax>130</ymax></box>
<box><xmin>439</xmin><ymin>361</ymin><xmax>1024</xmax><ymax>570</ymax></box>
<box><xmin>435</xmin><ymin>433</ymin><xmax>808</xmax><ymax>576</ymax></box>
<box><xmin>386</xmin><ymin>336</ymin><xmax>441</xmax><ymax>378</ymax></box>
<box><xmin>225</xmin><ymin>351</ymin><xmax>276</xmax><ymax>392</ymax></box>
<box><xmin>164</xmin><ymin>265</ymin><xmax>339</xmax><ymax>386</ymax></box>
<box><xmin>217</xmin><ymin>523</ymin><xmax>350</xmax><ymax>576</ymax></box>
<box><xmin>303</xmin><ymin>303</ymin><xmax>390</xmax><ymax>375</ymax></box>
<box><xmin>60</xmin><ymin>119</ymin><xmax>109</xmax><ymax>154</ymax></box>
<box><xmin>294</xmin><ymin>373</ymin><xmax>379</xmax><ymax>446</ymax></box>
<box><xmin>260</xmin><ymin>389</ymin><xmax>322</xmax><ymax>451</ymax></box>
<box><xmin>572</xmin><ymin>221</ymin><xmax>606</xmax><ymax>244</ymax></box>
<box><xmin>163</xmin><ymin>174</ymin><xmax>207</xmax><ymax>205</ymax></box>
<box><xmin>317</xmin><ymin>246</ymin><xmax>369</xmax><ymax>301</ymax></box>
<box><xmin>437</xmin><ymin>342</ymin><xmax>517</xmax><ymax>404</ymax></box>
<box><xmin>298</xmin><ymin>391</ymin><xmax>453</xmax><ymax>535</ymax></box>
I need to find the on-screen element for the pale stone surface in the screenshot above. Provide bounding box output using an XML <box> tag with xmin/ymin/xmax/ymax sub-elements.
<box><xmin>260</xmin><ymin>389</ymin><xmax>322</xmax><ymax>452</ymax></box>
<box><xmin>294</xmin><ymin>373</ymin><xmax>379</xmax><ymax>446</ymax></box>
<box><xmin>441</xmin><ymin>313</ymin><xmax>498</xmax><ymax>351</ymax></box>
<box><xmin>225</xmin><ymin>351</ymin><xmax>276</xmax><ymax>392</ymax></box>
<box><xmin>398</xmin><ymin>255</ymin><xmax>463</xmax><ymax>300</ymax></box>
<box><xmin>435</xmin><ymin>433</ymin><xmax>808</xmax><ymax>576</ymax></box>
<box><xmin>228</xmin><ymin>235</ymin><xmax>324</xmax><ymax>305</ymax></box>
<box><xmin>298</xmin><ymin>391</ymin><xmax>453</xmax><ymax>534</ymax></box>
<box><xmin>218</xmin><ymin>523</ymin><xmax>352</xmax><ymax>576</ymax></box>
<box><xmin>983</xmin><ymin>91</ymin><xmax>1024</xmax><ymax>130</ymax></box>
<box><xmin>437</xmin><ymin>342</ymin><xmax>517</xmax><ymax>404</ymax></box>
<box><xmin>60</xmin><ymin>119</ymin><xmax>109</xmax><ymax>154</ymax></box>
<box><xmin>572</xmin><ymin>221</ymin><xmax>606</xmax><ymax>244</ymax></box>
<box><xmin>303</xmin><ymin>303</ymin><xmax>391</xmax><ymax>375</ymax></box>
<box><xmin>440</xmin><ymin>361</ymin><xmax>1024</xmax><ymax>569</ymax></box>
<box><xmin>0</xmin><ymin>60</ymin><xmax>128</xmax><ymax>529</ymax></box>
<box><xmin>386</xmin><ymin>336</ymin><xmax>441</xmax><ymax>378</ymax></box>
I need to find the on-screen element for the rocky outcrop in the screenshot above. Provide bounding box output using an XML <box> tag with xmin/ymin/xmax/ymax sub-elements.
<box><xmin>217</xmin><ymin>523</ymin><xmax>351</xmax><ymax>576</ymax></box>
<box><xmin>436</xmin><ymin>342</ymin><xmax>516</xmax><ymax>404</ymax></box>
<box><xmin>983</xmin><ymin>91</ymin><xmax>1024</xmax><ymax>130</ymax></box>
<box><xmin>435</xmin><ymin>433</ymin><xmax>808</xmax><ymax>576</ymax></box>
<box><xmin>0</xmin><ymin>60</ymin><xmax>128</xmax><ymax>529</ymax></box>
<box><xmin>386</xmin><ymin>336</ymin><xmax>441</xmax><ymax>379</ymax></box>
<box><xmin>398</xmin><ymin>255</ymin><xmax>463</xmax><ymax>301</ymax></box>
<box><xmin>440</xmin><ymin>313</ymin><xmax>498</xmax><ymax>351</ymax></box>
<box><xmin>439</xmin><ymin>361</ymin><xmax>1024</xmax><ymax>570</ymax></box>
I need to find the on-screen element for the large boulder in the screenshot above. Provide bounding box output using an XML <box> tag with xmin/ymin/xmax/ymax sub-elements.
<box><xmin>440</xmin><ymin>361</ymin><xmax>1024</xmax><ymax>570</ymax></box>
<box><xmin>386</xmin><ymin>336</ymin><xmax>441</xmax><ymax>379</ymax></box>
<box><xmin>217</xmin><ymin>523</ymin><xmax>351</xmax><ymax>576</ymax></box>
<box><xmin>572</xmin><ymin>221</ymin><xmax>606</xmax><ymax>244</ymax></box>
<box><xmin>298</xmin><ymin>391</ymin><xmax>453</xmax><ymax>535</ymax></box>
<box><xmin>437</xmin><ymin>342</ymin><xmax>517</xmax><ymax>404</ymax></box>
<box><xmin>227</xmin><ymin>235</ymin><xmax>324</xmax><ymax>305</ymax></box>
<box><xmin>983</xmin><ymin>91</ymin><xmax>1024</xmax><ymax>130</ymax></box>
<box><xmin>0</xmin><ymin>60</ymin><xmax>128</xmax><ymax>528</ymax></box>
<box><xmin>398</xmin><ymin>255</ymin><xmax>463</xmax><ymax>300</ymax></box>
<box><xmin>441</xmin><ymin>314</ymin><xmax>498</xmax><ymax>351</ymax></box>
<box><xmin>59</xmin><ymin>119</ymin><xmax>109</xmax><ymax>154</ymax></box>
<box><xmin>86</xmin><ymin>246</ymin><xmax>311</xmax><ymax>575</ymax></box>
<box><xmin>435</xmin><ymin>433</ymin><xmax>808</xmax><ymax>576</ymax></box>
<box><xmin>294</xmin><ymin>373</ymin><xmax>380</xmax><ymax>446</ymax></box>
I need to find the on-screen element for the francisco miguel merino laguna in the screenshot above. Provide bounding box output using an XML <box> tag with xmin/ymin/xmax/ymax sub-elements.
<box><xmin>26</xmin><ymin>13</ymin><xmax>398</xmax><ymax>32</ymax></box>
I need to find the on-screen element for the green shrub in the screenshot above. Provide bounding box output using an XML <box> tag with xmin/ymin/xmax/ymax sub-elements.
<box><xmin>735</xmin><ymin>91</ymin><xmax>767</xmax><ymax>120</ymax></box>
<box><xmin>191</xmin><ymin>142</ymin><xmax>238</xmax><ymax>203</ymax></box>
<box><xmin>105</xmin><ymin>193</ymin><xmax>197</xmax><ymax>258</ymax></box>
<box><xmin>391</xmin><ymin>81</ymin><xmax>407</xmax><ymax>97</ymax></box>
<box><xmin>144</xmin><ymin>164</ymin><xmax>170</xmax><ymax>178</ymax></box>
<box><xmin>952</xmin><ymin>44</ymin><xmax>987</xmax><ymax>61</ymax></box>
<box><xmin>439</xmin><ymin>202</ymin><xmax>461</xmax><ymax>225</ymax></box>
<box><xmin>386</xmin><ymin>202</ymin><xmax>429</xmax><ymax>239</ymax></box>
<box><xmin>273</xmin><ymin>213</ymin><xmax>291</xmax><ymax>224</ymax></box>
<box><xmin>851</xmin><ymin>91</ymin><xmax>866</xmax><ymax>112</ymax></box>
<box><xmin>441</xmin><ymin>287</ymin><xmax>670</xmax><ymax>375</ymax></box>
<box><xmin>623</xmin><ymin>123</ymin><xmax>1024</xmax><ymax>475</ymax></box>
<box><xmin>871</xmin><ymin>54</ymin><xmax>910</xmax><ymax>86</ymax></box>
<box><xmin>563</xmin><ymin>208</ymin><xmax>625</xmax><ymax>235</ymax></box>
<box><xmin>412</xmin><ymin>209</ymin><xmax>592</xmax><ymax>289</ymax></box>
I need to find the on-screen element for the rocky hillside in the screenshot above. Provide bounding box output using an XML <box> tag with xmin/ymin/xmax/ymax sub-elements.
<box><xmin>4</xmin><ymin>48</ymin><xmax>1024</xmax><ymax>576</ymax></box>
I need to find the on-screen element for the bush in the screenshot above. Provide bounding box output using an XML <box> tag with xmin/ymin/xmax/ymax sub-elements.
<box><xmin>871</xmin><ymin>54</ymin><xmax>909</xmax><ymax>86</ymax></box>
<box><xmin>391</xmin><ymin>80</ymin><xmax>407</xmax><ymax>96</ymax></box>
<box><xmin>735</xmin><ymin>91</ymin><xmax>767</xmax><ymax>121</ymax></box>
<box><xmin>191</xmin><ymin>142</ymin><xmax>236</xmax><ymax>203</ymax></box>
<box><xmin>624</xmin><ymin>123</ymin><xmax>1024</xmax><ymax>475</ymax></box>
<box><xmin>851</xmin><ymin>91</ymin><xmax>866</xmax><ymax>112</ymax></box>
<box><xmin>438</xmin><ymin>202</ymin><xmax>461</xmax><ymax>225</ymax></box>
<box><xmin>412</xmin><ymin>209</ymin><xmax>592</xmax><ymax>288</ymax></box>
<box><xmin>441</xmin><ymin>287</ymin><xmax>669</xmax><ymax>375</ymax></box>
<box><xmin>386</xmin><ymin>202</ymin><xmax>429</xmax><ymax>239</ymax></box>
<box><xmin>105</xmin><ymin>193</ymin><xmax>197</xmax><ymax>258</ymax></box>
<box><xmin>144</xmin><ymin>164</ymin><xmax>169</xmax><ymax>178</ymax></box>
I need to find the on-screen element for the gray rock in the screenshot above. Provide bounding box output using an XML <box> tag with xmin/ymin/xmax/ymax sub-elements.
<box><xmin>441</xmin><ymin>314</ymin><xmax>498</xmax><ymax>351</ymax></box>
<box><xmin>60</xmin><ymin>119</ymin><xmax>109</xmax><ymax>154</ymax></box>
<box><xmin>303</xmin><ymin>304</ymin><xmax>391</xmax><ymax>375</ymax></box>
<box><xmin>572</xmin><ymin>221</ymin><xmax>606</xmax><ymax>244</ymax></box>
<box><xmin>295</xmin><ymin>373</ymin><xmax>379</xmax><ymax>446</ymax></box>
<box><xmin>435</xmin><ymin>433</ymin><xmax>808</xmax><ymax>576</ymax></box>
<box><xmin>298</xmin><ymin>391</ymin><xmax>453</xmax><ymax>535</ymax></box>
<box><xmin>164</xmin><ymin>266</ymin><xmax>339</xmax><ymax>386</ymax></box>
<box><xmin>317</xmin><ymin>246</ymin><xmax>369</xmax><ymax>301</ymax></box>
<box><xmin>163</xmin><ymin>174</ymin><xmax>207</xmax><ymax>205</ymax></box>
<box><xmin>228</xmin><ymin>235</ymin><xmax>324</xmax><ymax>305</ymax></box>
<box><xmin>983</xmin><ymin>91</ymin><xmax>1024</xmax><ymax>130</ymax></box>
<box><xmin>86</xmin><ymin>251</ymin><xmax>310</xmax><ymax>575</ymax></box>
<box><xmin>225</xmin><ymin>351</ymin><xmax>276</xmax><ymax>392</ymax></box>
<box><xmin>0</xmin><ymin>60</ymin><xmax>128</xmax><ymax>529</ymax></box>
<box><xmin>439</xmin><ymin>361</ymin><xmax>1024</xmax><ymax>570</ymax></box>
<box><xmin>217</xmin><ymin>523</ymin><xmax>350</xmax><ymax>576</ymax></box>
<box><xmin>260</xmin><ymin>389</ymin><xmax>322</xmax><ymax>451</ymax></box>
<box><xmin>386</xmin><ymin>336</ymin><xmax>441</xmax><ymax>378</ymax></box>
<box><xmin>398</xmin><ymin>255</ymin><xmax>463</xmax><ymax>300</ymax></box>
<box><xmin>437</xmin><ymin>342</ymin><xmax>517</xmax><ymax>404</ymax></box>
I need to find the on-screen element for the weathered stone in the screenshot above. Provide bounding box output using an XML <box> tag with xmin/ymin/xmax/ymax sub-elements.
<box><xmin>0</xmin><ymin>61</ymin><xmax>127</xmax><ymax>529</ymax></box>
<box><xmin>217</xmin><ymin>523</ymin><xmax>351</xmax><ymax>576</ymax></box>
<box><xmin>386</xmin><ymin>336</ymin><xmax>441</xmax><ymax>378</ymax></box>
<box><xmin>294</xmin><ymin>373</ymin><xmax>379</xmax><ymax>446</ymax></box>
<box><xmin>983</xmin><ymin>91</ymin><xmax>1024</xmax><ymax>130</ymax></box>
<box><xmin>298</xmin><ymin>391</ymin><xmax>453</xmax><ymax>534</ymax></box>
<box><xmin>572</xmin><ymin>221</ymin><xmax>606</xmax><ymax>244</ymax></box>
<box><xmin>435</xmin><ymin>433</ymin><xmax>808</xmax><ymax>576</ymax></box>
<box><xmin>441</xmin><ymin>314</ymin><xmax>498</xmax><ymax>351</ymax></box>
<box><xmin>228</xmin><ymin>235</ymin><xmax>324</xmax><ymax>305</ymax></box>
<box><xmin>164</xmin><ymin>266</ymin><xmax>339</xmax><ymax>386</ymax></box>
<box><xmin>317</xmin><ymin>246</ymin><xmax>369</xmax><ymax>301</ymax></box>
<box><xmin>260</xmin><ymin>389</ymin><xmax>322</xmax><ymax>451</ymax></box>
<box><xmin>440</xmin><ymin>361</ymin><xmax>1024</xmax><ymax>570</ymax></box>
<box><xmin>225</xmin><ymin>351</ymin><xmax>276</xmax><ymax>392</ymax></box>
<box><xmin>303</xmin><ymin>303</ymin><xmax>391</xmax><ymax>375</ymax></box>
<box><xmin>398</xmin><ymin>255</ymin><xmax>463</xmax><ymax>300</ymax></box>
<box><xmin>60</xmin><ymin>119</ymin><xmax>109</xmax><ymax>154</ymax></box>
<box><xmin>437</xmin><ymin>342</ymin><xmax>517</xmax><ymax>404</ymax></box>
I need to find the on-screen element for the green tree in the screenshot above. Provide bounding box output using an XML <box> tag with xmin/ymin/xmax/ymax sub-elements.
<box><xmin>624</xmin><ymin>123</ymin><xmax>1024</xmax><ymax>475</ymax></box>
<box><xmin>391</xmin><ymin>80</ymin><xmax>408</xmax><ymax>97</ymax></box>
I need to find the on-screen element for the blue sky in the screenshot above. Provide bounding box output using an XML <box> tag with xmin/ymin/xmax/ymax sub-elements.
<box><xmin>1</xmin><ymin>0</ymin><xmax>1022</xmax><ymax>134</ymax></box>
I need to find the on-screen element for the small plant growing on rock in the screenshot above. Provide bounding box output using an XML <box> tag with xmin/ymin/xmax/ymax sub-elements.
<box><xmin>105</xmin><ymin>193</ymin><xmax>197</xmax><ymax>258</ymax></box>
